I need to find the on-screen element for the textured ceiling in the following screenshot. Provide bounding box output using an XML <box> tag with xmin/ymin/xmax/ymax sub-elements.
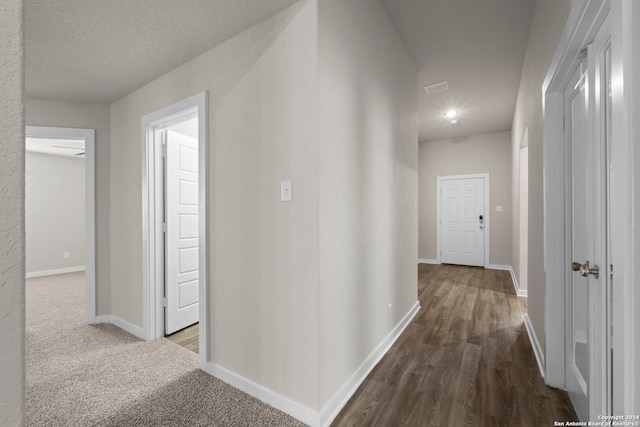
<box><xmin>381</xmin><ymin>0</ymin><xmax>536</xmax><ymax>142</ymax></box>
<box><xmin>26</xmin><ymin>0</ymin><xmax>535</xmax><ymax>141</ymax></box>
<box><xmin>25</xmin><ymin>0</ymin><xmax>299</xmax><ymax>103</ymax></box>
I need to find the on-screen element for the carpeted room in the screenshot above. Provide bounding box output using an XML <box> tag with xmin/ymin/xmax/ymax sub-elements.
<box><xmin>25</xmin><ymin>272</ymin><xmax>303</xmax><ymax>426</ymax></box>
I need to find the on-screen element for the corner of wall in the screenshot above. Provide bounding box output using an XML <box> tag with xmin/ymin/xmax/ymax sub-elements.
<box><xmin>510</xmin><ymin>0</ymin><xmax>574</xmax><ymax>359</ymax></box>
<box><xmin>317</xmin><ymin>0</ymin><xmax>418</xmax><ymax>411</ymax></box>
<box><xmin>0</xmin><ymin>0</ymin><xmax>26</xmax><ymax>424</ymax></box>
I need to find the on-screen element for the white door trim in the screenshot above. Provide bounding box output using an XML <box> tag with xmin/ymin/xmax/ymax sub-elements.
<box><xmin>542</xmin><ymin>0</ymin><xmax>639</xmax><ymax>415</ymax></box>
<box><xmin>25</xmin><ymin>125</ymin><xmax>96</xmax><ymax>324</ymax></box>
<box><xmin>436</xmin><ymin>173</ymin><xmax>490</xmax><ymax>267</ymax></box>
<box><xmin>609</xmin><ymin>0</ymin><xmax>639</xmax><ymax>415</ymax></box>
<box><xmin>141</xmin><ymin>92</ymin><xmax>209</xmax><ymax>368</ymax></box>
<box><xmin>543</xmin><ymin>0</ymin><xmax>609</xmax><ymax>389</ymax></box>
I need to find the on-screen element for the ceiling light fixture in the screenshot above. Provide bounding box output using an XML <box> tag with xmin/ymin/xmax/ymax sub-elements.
<box><xmin>445</xmin><ymin>110</ymin><xmax>457</xmax><ymax>118</ymax></box>
<box><xmin>451</xmin><ymin>119</ymin><xmax>458</xmax><ymax>124</ymax></box>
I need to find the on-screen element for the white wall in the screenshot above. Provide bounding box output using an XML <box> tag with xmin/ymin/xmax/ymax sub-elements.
<box><xmin>25</xmin><ymin>98</ymin><xmax>111</xmax><ymax>315</ymax></box>
<box><xmin>317</xmin><ymin>0</ymin><xmax>418</xmax><ymax>408</ymax></box>
<box><xmin>25</xmin><ymin>152</ymin><xmax>85</xmax><ymax>275</ymax></box>
<box><xmin>107</xmin><ymin>0</ymin><xmax>418</xmax><ymax>416</ymax></box>
<box><xmin>511</xmin><ymin>0</ymin><xmax>573</xmax><ymax>354</ymax></box>
<box><xmin>418</xmin><ymin>131</ymin><xmax>512</xmax><ymax>265</ymax></box>
<box><xmin>0</xmin><ymin>0</ymin><xmax>25</xmax><ymax>425</ymax></box>
<box><xmin>109</xmin><ymin>1</ymin><xmax>320</xmax><ymax>409</ymax></box>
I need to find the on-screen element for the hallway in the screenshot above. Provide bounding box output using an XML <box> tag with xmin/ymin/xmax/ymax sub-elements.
<box><xmin>332</xmin><ymin>264</ymin><xmax>577</xmax><ymax>426</ymax></box>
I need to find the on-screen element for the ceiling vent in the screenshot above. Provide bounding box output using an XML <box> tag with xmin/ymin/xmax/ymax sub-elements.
<box><xmin>424</xmin><ymin>81</ymin><xmax>449</xmax><ymax>95</ymax></box>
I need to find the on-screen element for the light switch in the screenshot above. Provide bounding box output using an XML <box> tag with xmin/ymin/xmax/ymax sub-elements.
<box><xmin>495</xmin><ymin>205</ymin><xmax>503</xmax><ymax>212</ymax></box>
<box><xmin>281</xmin><ymin>180</ymin><xmax>292</xmax><ymax>202</ymax></box>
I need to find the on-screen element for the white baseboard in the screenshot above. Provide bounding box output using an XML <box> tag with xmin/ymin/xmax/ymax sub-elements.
<box><xmin>510</xmin><ymin>268</ymin><xmax>527</xmax><ymax>297</ymax></box>
<box><xmin>95</xmin><ymin>315</ymin><xmax>147</xmax><ymax>340</ymax></box>
<box><xmin>486</xmin><ymin>264</ymin><xmax>527</xmax><ymax>297</ymax></box>
<box><xmin>26</xmin><ymin>266</ymin><xmax>85</xmax><ymax>279</ymax></box>
<box><xmin>418</xmin><ymin>258</ymin><xmax>438</xmax><ymax>264</ymax></box>
<box><xmin>319</xmin><ymin>300</ymin><xmax>420</xmax><ymax>426</ymax></box>
<box><xmin>201</xmin><ymin>362</ymin><xmax>320</xmax><ymax>427</ymax></box>
<box><xmin>200</xmin><ymin>300</ymin><xmax>420</xmax><ymax>427</ymax></box>
<box><xmin>524</xmin><ymin>313</ymin><xmax>545</xmax><ymax>379</ymax></box>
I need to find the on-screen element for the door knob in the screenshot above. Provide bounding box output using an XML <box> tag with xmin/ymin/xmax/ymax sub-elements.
<box><xmin>571</xmin><ymin>260</ymin><xmax>600</xmax><ymax>279</ymax></box>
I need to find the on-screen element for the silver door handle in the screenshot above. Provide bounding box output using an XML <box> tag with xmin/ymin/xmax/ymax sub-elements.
<box><xmin>571</xmin><ymin>260</ymin><xmax>599</xmax><ymax>279</ymax></box>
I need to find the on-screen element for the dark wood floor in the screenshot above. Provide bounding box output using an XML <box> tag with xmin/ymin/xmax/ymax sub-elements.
<box><xmin>165</xmin><ymin>323</ymin><xmax>199</xmax><ymax>353</ymax></box>
<box><xmin>332</xmin><ymin>263</ymin><xmax>577</xmax><ymax>427</ymax></box>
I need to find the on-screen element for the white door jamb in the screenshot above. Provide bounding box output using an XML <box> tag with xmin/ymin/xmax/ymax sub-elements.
<box><xmin>141</xmin><ymin>92</ymin><xmax>209</xmax><ymax>368</ymax></box>
<box><xmin>610</xmin><ymin>0</ymin><xmax>639</xmax><ymax>415</ymax></box>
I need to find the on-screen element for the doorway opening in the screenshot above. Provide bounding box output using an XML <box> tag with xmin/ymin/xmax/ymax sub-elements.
<box><xmin>436</xmin><ymin>173</ymin><xmax>490</xmax><ymax>267</ymax></box>
<box><xmin>142</xmin><ymin>92</ymin><xmax>208</xmax><ymax>366</ymax></box>
<box><xmin>25</xmin><ymin>126</ymin><xmax>96</xmax><ymax>323</ymax></box>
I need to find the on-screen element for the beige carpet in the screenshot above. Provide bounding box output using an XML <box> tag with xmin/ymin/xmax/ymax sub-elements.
<box><xmin>26</xmin><ymin>272</ymin><xmax>305</xmax><ymax>427</ymax></box>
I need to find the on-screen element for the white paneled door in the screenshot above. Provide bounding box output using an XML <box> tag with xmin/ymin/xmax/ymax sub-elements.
<box><xmin>564</xmin><ymin>14</ymin><xmax>610</xmax><ymax>420</ymax></box>
<box><xmin>165</xmin><ymin>129</ymin><xmax>199</xmax><ymax>335</ymax></box>
<box><xmin>566</xmin><ymin>58</ymin><xmax>591</xmax><ymax>419</ymax></box>
<box><xmin>441</xmin><ymin>177</ymin><xmax>486</xmax><ymax>267</ymax></box>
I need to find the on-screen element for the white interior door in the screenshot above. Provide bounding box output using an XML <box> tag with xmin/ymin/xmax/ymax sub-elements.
<box><xmin>564</xmin><ymin>14</ymin><xmax>610</xmax><ymax>419</ymax></box>
<box><xmin>165</xmin><ymin>129</ymin><xmax>199</xmax><ymax>335</ymax></box>
<box><xmin>440</xmin><ymin>177</ymin><xmax>485</xmax><ymax>267</ymax></box>
<box><xmin>566</xmin><ymin>58</ymin><xmax>591</xmax><ymax>419</ymax></box>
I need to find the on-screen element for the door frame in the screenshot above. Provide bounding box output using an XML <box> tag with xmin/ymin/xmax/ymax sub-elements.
<box><xmin>141</xmin><ymin>92</ymin><xmax>209</xmax><ymax>367</ymax></box>
<box><xmin>436</xmin><ymin>173</ymin><xmax>490</xmax><ymax>267</ymax></box>
<box><xmin>25</xmin><ymin>125</ymin><xmax>96</xmax><ymax>324</ymax></box>
<box><xmin>543</xmin><ymin>0</ymin><xmax>638</xmax><ymax>415</ymax></box>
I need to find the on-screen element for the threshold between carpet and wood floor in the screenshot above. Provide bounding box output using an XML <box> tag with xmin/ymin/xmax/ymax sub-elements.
<box><xmin>166</xmin><ymin>323</ymin><xmax>199</xmax><ymax>354</ymax></box>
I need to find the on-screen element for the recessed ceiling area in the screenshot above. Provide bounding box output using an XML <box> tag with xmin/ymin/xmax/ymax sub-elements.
<box><xmin>25</xmin><ymin>0</ymin><xmax>300</xmax><ymax>104</ymax></box>
<box><xmin>381</xmin><ymin>0</ymin><xmax>536</xmax><ymax>142</ymax></box>
<box><xmin>26</xmin><ymin>137</ymin><xmax>86</xmax><ymax>158</ymax></box>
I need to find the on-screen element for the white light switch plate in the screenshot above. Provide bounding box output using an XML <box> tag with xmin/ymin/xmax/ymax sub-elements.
<box><xmin>281</xmin><ymin>181</ymin><xmax>292</xmax><ymax>202</ymax></box>
<box><xmin>495</xmin><ymin>205</ymin><xmax>503</xmax><ymax>212</ymax></box>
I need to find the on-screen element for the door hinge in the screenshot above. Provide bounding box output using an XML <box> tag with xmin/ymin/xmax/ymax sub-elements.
<box><xmin>162</xmin><ymin>222</ymin><xmax>167</xmax><ymax>232</ymax></box>
<box><xmin>163</xmin><ymin>297</ymin><xmax>167</xmax><ymax>307</ymax></box>
<box><xmin>162</xmin><ymin>143</ymin><xmax>167</xmax><ymax>157</ymax></box>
